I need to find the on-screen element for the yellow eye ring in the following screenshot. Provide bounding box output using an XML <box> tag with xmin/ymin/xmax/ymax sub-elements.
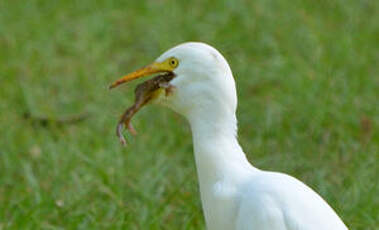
<box><xmin>168</xmin><ymin>57</ymin><xmax>179</xmax><ymax>68</ymax></box>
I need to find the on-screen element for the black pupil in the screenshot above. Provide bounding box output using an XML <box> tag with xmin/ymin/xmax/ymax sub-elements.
<box><xmin>171</xmin><ymin>60</ymin><xmax>175</xmax><ymax>65</ymax></box>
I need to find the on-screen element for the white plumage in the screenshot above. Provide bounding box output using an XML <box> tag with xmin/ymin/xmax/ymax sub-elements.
<box><xmin>118</xmin><ymin>42</ymin><xmax>348</xmax><ymax>230</ymax></box>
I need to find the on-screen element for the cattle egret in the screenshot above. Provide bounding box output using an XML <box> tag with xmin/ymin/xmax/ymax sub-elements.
<box><xmin>110</xmin><ymin>42</ymin><xmax>348</xmax><ymax>230</ymax></box>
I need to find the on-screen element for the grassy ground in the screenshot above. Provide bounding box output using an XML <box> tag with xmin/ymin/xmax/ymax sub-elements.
<box><xmin>0</xmin><ymin>0</ymin><xmax>378</xmax><ymax>229</ymax></box>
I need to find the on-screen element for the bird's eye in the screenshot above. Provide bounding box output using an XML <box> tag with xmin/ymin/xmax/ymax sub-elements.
<box><xmin>168</xmin><ymin>57</ymin><xmax>179</xmax><ymax>68</ymax></box>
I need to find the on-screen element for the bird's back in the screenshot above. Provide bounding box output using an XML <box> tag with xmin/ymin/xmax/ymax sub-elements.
<box><xmin>235</xmin><ymin>171</ymin><xmax>348</xmax><ymax>230</ymax></box>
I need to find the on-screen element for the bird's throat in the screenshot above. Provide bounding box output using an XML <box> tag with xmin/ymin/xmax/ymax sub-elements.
<box><xmin>187</xmin><ymin>112</ymin><xmax>256</xmax><ymax>228</ymax></box>
<box><xmin>188</xmin><ymin>113</ymin><xmax>253</xmax><ymax>190</ymax></box>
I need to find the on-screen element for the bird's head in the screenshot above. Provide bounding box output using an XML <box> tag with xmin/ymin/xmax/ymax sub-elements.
<box><xmin>110</xmin><ymin>42</ymin><xmax>238</xmax><ymax>122</ymax></box>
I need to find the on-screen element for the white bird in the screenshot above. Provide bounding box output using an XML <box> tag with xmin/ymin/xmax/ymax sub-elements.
<box><xmin>110</xmin><ymin>42</ymin><xmax>348</xmax><ymax>230</ymax></box>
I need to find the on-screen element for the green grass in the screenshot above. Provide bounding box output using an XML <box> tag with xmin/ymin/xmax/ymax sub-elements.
<box><xmin>0</xmin><ymin>0</ymin><xmax>378</xmax><ymax>229</ymax></box>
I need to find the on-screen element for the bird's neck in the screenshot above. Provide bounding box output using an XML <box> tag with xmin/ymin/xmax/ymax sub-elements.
<box><xmin>187</xmin><ymin>111</ymin><xmax>255</xmax><ymax>191</ymax></box>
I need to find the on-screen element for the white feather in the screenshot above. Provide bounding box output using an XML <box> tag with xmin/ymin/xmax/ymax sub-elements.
<box><xmin>156</xmin><ymin>42</ymin><xmax>348</xmax><ymax>230</ymax></box>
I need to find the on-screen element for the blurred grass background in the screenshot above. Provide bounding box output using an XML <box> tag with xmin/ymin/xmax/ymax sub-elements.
<box><xmin>0</xmin><ymin>0</ymin><xmax>378</xmax><ymax>229</ymax></box>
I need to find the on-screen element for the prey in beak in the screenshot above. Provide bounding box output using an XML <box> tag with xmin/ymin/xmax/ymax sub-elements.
<box><xmin>109</xmin><ymin>58</ymin><xmax>178</xmax><ymax>145</ymax></box>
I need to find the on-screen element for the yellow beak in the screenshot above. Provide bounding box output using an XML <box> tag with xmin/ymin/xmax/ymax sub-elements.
<box><xmin>109</xmin><ymin>61</ymin><xmax>174</xmax><ymax>89</ymax></box>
